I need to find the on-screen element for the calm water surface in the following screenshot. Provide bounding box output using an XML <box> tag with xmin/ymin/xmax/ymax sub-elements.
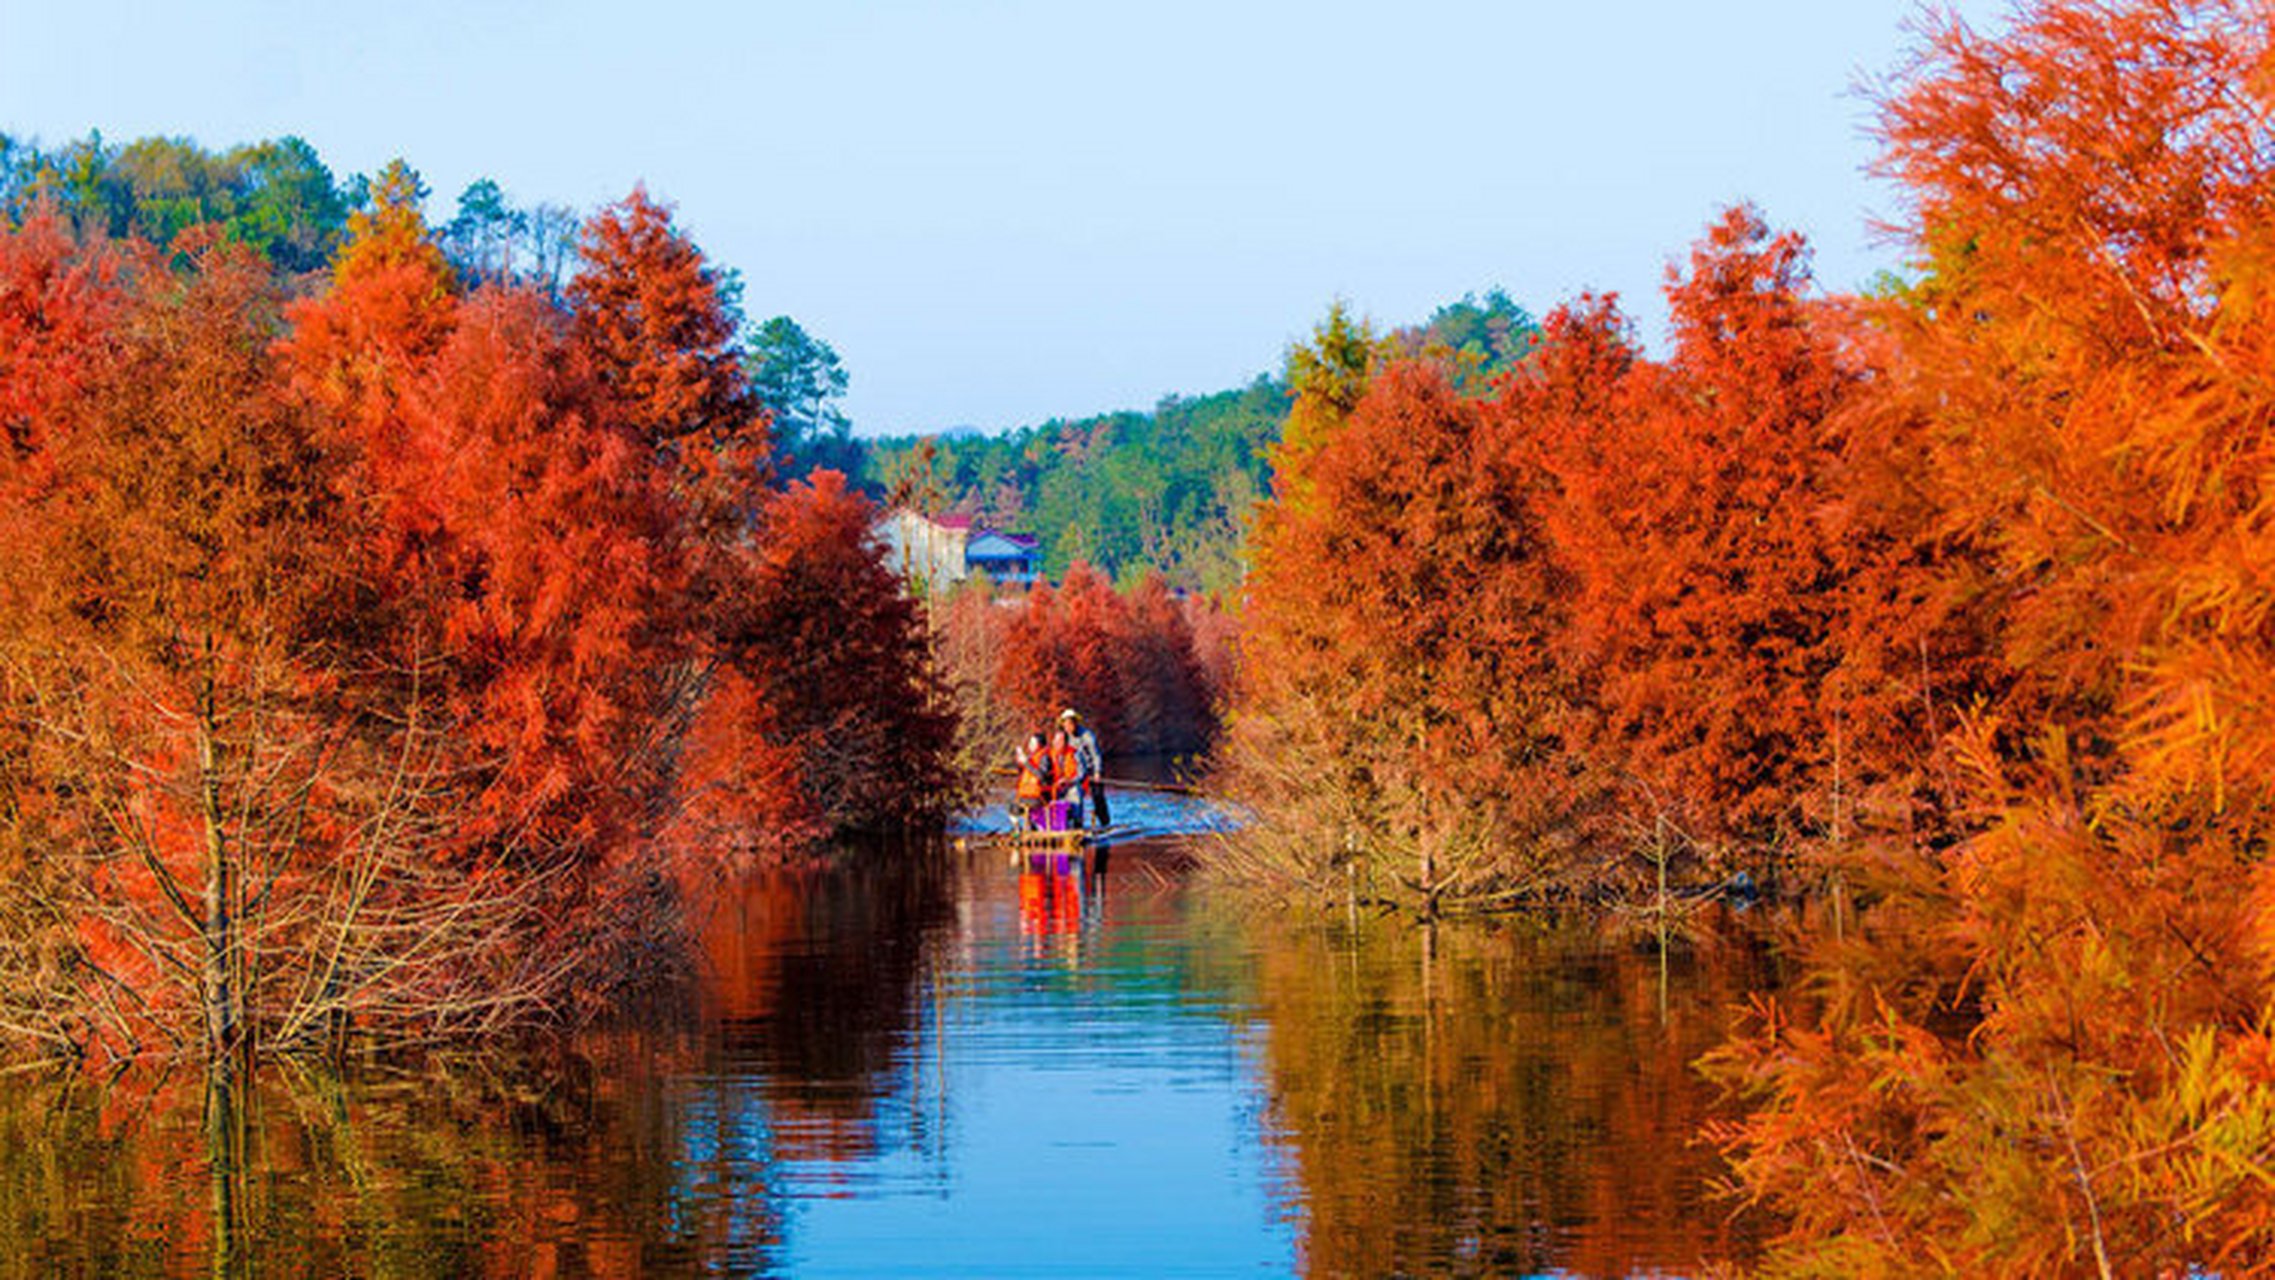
<box><xmin>0</xmin><ymin>792</ymin><xmax>1781</xmax><ymax>1276</ymax></box>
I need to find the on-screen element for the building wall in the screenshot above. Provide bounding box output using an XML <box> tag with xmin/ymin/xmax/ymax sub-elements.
<box><xmin>874</xmin><ymin>510</ymin><xmax>969</xmax><ymax>589</ymax></box>
<box><xmin>966</xmin><ymin>555</ymin><xmax>1037</xmax><ymax>589</ymax></box>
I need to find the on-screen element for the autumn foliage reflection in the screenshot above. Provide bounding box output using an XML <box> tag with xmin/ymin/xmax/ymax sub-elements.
<box><xmin>696</xmin><ymin>860</ymin><xmax>953</xmax><ymax>1169</ymax></box>
<box><xmin>1224</xmin><ymin>914</ymin><xmax>1779</xmax><ymax>1277</ymax></box>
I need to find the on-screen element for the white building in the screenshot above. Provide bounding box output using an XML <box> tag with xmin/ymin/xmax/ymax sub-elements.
<box><xmin>873</xmin><ymin>509</ymin><xmax>1041</xmax><ymax>593</ymax></box>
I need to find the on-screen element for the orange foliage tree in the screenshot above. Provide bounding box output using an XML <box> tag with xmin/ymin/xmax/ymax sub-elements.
<box><xmin>283</xmin><ymin>167</ymin><xmax>693</xmax><ymax>923</ymax></box>
<box><xmin>1530</xmin><ymin>208</ymin><xmax>1995</xmax><ymax>865</ymax></box>
<box><xmin>1707</xmin><ymin>1</ymin><xmax>2275</xmax><ymax>1272</ymax></box>
<box><xmin>1544</xmin><ymin>209</ymin><xmax>1863</xmax><ymax>847</ymax></box>
<box><xmin>679</xmin><ymin>470</ymin><xmax>959</xmax><ymax>862</ymax></box>
<box><xmin>982</xmin><ymin>562</ymin><xmax>1222</xmax><ymax>760</ymax></box>
<box><xmin>1227</xmin><ymin>354</ymin><xmax>1576</xmax><ymax>914</ymax></box>
<box><xmin>0</xmin><ymin>222</ymin><xmax>506</xmax><ymax>1063</ymax></box>
<box><xmin>568</xmin><ymin>185</ymin><xmax>769</xmax><ymax>548</ymax></box>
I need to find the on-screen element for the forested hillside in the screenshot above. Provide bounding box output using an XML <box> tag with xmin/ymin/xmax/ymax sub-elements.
<box><xmin>867</xmin><ymin>380</ymin><xmax>1286</xmax><ymax>594</ymax></box>
<box><xmin>860</xmin><ymin>290</ymin><xmax>1536</xmax><ymax>593</ymax></box>
<box><xmin>0</xmin><ymin>132</ymin><xmax>586</xmax><ymax>290</ymax></box>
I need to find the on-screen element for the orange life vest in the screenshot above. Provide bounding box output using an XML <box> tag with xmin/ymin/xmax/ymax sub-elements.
<box><xmin>1049</xmin><ymin>744</ymin><xmax>1084</xmax><ymax>795</ymax></box>
<box><xmin>1015</xmin><ymin>749</ymin><xmax>1050</xmax><ymax>803</ymax></box>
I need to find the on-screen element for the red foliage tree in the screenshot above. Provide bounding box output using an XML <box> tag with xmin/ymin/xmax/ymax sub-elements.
<box><xmin>992</xmin><ymin>579</ymin><xmax>1071</xmax><ymax>740</ymax></box>
<box><xmin>283</xmin><ymin>167</ymin><xmax>689</xmax><ymax>865</ymax></box>
<box><xmin>1232</xmin><ymin>358</ymin><xmax>1574</xmax><ymax>911</ymax></box>
<box><xmin>681</xmin><ymin>471</ymin><xmax>958</xmax><ymax>862</ymax></box>
<box><xmin>1015</xmin><ymin>563</ymin><xmax>1131</xmax><ymax>745</ymax></box>
<box><xmin>1709</xmin><ymin>3</ymin><xmax>2275</xmax><ymax>1272</ymax></box>
<box><xmin>280</xmin><ymin>160</ymin><xmax>459</xmax><ymax>578</ymax></box>
<box><xmin>1537</xmin><ymin>207</ymin><xmax>1867</xmax><ymax>848</ymax></box>
<box><xmin>1179</xmin><ymin>587</ymin><xmax>1240</xmax><ymax>721</ymax></box>
<box><xmin>2</xmin><ymin>224</ymin><xmax>374</xmax><ymax>1060</ymax></box>
<box><xmin>984</xmin><ymin>564</ymin><xmax>1220</xmax><ymax>759</ymax></box>
<box><xmin>0</xmin><ymin>205</ymin><xmax>129</xmax><ymax>487</ymax></box>
<box><xmin>568</xmin><ymin>187</ymin><xmax>768</xmax><ymax>548</ymax></box>
<box><xmin>1122</xmin><ymin>572</ymin><xmax>1216</xmax><ymax>754</ymax></box>
<box><xmin>413</xmin><ymin>285</ymin><xmax>688</xmax><ymax>857</ymax></box>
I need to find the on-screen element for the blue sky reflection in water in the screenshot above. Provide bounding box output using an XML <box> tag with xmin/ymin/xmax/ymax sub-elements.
<box><xmin>668</xmin><ymin>788</ymin><xmax>1300</xmax><ymax>1277</ymax></box>
<box><xmin>762</xmin><ymin>880</ymin><xmax>1296</xmax><ymax>1276</ymax></box>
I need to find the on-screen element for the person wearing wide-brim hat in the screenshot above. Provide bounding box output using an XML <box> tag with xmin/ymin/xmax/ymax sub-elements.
<box><xmin>1059</xmin><ymin>708</ymin><xmax>1108</xmax><ymax>830</ymax></box>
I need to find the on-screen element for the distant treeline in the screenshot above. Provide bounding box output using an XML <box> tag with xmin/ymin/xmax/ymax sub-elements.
<box><xmin>0</xmin><ymin>131</ymin><xmax>579</xmax><ymax>289</ymax></box>
<box><xmin>859</xmin><ymin>290</ymin><xmax>1537</xmax><ymax>594</ymax></box>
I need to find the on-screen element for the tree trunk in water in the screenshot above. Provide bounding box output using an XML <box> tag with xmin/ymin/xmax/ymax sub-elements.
<box><xmin>205</xmin><ymin>1061</ymin><xmax>245</xmax><ymax>1276</ymax></box>
<box><xmin>197</xmin><ymin>705</ymin><xmax>241</xmax><ymax>1067</ymax></box>
<box><xmin>1419</xmin><ymin>820</ymin><xmax>1439</xmax><ymax>922</ymax></box>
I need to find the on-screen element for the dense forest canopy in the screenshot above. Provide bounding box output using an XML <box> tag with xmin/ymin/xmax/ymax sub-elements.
<box><xmin>860</xmin><ymin>289</ymin><xmax>1538</xmax><ymax>593</ymax></box>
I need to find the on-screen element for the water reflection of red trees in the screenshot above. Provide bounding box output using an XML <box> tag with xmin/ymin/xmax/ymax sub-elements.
<box><xmin>0</xmin><ymin>862</ymin><xmax>959</xmax><ymax>1273</ymax></box>
<box><xmin>0</xmin><ymin>1037</ymin><xmax>714</xmax><ymax>1275</ymax></box>
<box><xmin>1231</xmin><ymin>915</ymin><xmax>1780</xmax><ymax>1277</ymax></box>
<box><xmin>698</xmin><ymin>864</ymin><xmax>954</xmax><ymax>1163</ymax></box>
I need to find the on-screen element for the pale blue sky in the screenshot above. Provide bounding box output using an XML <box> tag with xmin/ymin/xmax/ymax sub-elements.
<box><xmin>2</xmin><ymin>1</ymin><xmax>2001</xmax><ymax>435</ymax></box>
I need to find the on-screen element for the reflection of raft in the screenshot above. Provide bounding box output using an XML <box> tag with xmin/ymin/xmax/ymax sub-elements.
<box><xmin>952</xmin><ymin>824</ymin><xmax>1129</xmax><ymax>867</ymax></box>
<box><xmin>1004</xmin><ymin>825</ymin><xmax>1094</xmax><ymax>851</ymax></box>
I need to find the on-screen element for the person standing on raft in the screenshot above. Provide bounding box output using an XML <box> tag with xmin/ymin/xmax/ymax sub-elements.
<box><xmin>1047</xmin><ymin>723</ymin><xmax>1087</xmax><ymax>828</ymax></box>
<box><xmin>1059</xmin><ymin>708</ymin><xmax>1108</xmax><ymax>830</ymax></box>
<box><xmin>1011</xmin><ymin>731</ymin><xmax>1052</xmax><ymax>829</ymax></box>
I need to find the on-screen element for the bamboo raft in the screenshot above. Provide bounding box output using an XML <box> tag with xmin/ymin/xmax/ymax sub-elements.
<box><xmin>1003</xmin><ymin>825</ymin><xmax>1097</xmax><ymax>851</ymax></box>
<box><xmin>954</xmin><ymin>823</ymin><xmax>1131</xmax><ymax>867</ymax></box>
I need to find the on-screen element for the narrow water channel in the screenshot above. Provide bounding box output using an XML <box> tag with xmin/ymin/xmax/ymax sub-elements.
<box><xmin>0</xmin><ymin>791</ymin><xmax>1781</xmax><ymax>1276</ymax></box>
